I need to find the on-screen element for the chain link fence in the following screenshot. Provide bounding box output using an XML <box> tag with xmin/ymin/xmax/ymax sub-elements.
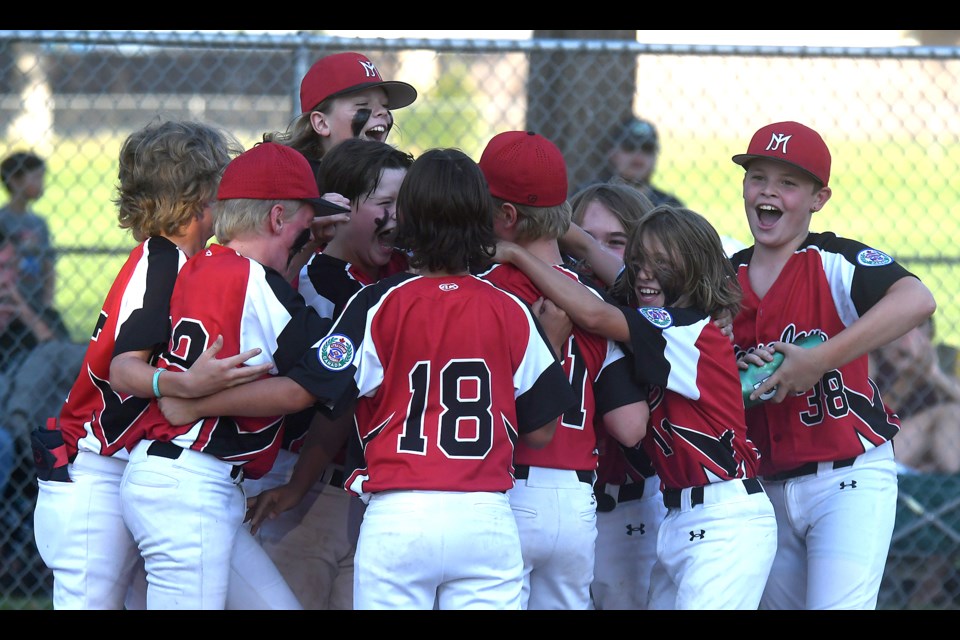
<box><xmin>0</xmin><ymin>30</ymin><xmax>958</xmax><ymax>610</ymax></box>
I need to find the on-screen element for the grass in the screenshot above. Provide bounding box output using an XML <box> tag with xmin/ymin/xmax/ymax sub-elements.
<box><xmin>0</xmin><ymin>597</ymin><xmax>51</xmax><ymax>610</ymax></box>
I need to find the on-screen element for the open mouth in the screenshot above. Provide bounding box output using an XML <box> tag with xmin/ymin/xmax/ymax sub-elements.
<box><xmin>636</xmin><ymin>286</ymin><xmax>661</xmax><ymax>304</ymax></box>
<box><xmin>363</xmin><ymin>124</ymin><xmax>389</xmax><ymax>142</ymax></box>
<box><xmin>377</xmin><ymin>225</ymin><xmax>397</xmax><ymax>249</ymax></box>
<box><xmin>756</xmin><ymin>204</ymin><xmax>783</xmax><ymax>227</ymax></box>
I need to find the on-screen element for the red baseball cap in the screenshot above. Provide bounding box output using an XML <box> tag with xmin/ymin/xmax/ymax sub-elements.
<box><xmin>732</xmin><ymin>121</ymin><xmax>831</xmax><ymax>187</ymax></box>
<box><xmin>478</xmin><ymin>131</ymin><xmax>568</xmax><ymax>207</ymax></box>
<box><xmin>299</xmin><ymin>52</ymin><xmax>418</xmax><ymax>114</ymax></box>
<box><xmin>218</xmin><ymin>142</ymin><xmax>348</xmax><ymax>216</ymax></box>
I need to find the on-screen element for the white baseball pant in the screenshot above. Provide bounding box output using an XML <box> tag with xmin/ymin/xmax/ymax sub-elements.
<box><xmin>759</xmin><ymin>440</ymin><xmax>897</xmax><ymax>610</ymax></box>
<box><xmin>508</xmin><ymin>465</ymin><xmax>598</xmax><ymax>610</ymax></box>
<box><xmin>354</xmin><ymin>490</ymin><xmax>523</xmax><ymax>610</ymax></box>
<box><xmin>590</xmin><ymin>474</ymin><xmax>665</xmax><ymax>609</ymax></box>
<box><xmin>647</xmin><ymin>477</ymin><xmax>777</xmax><ymax>609</ymax></box>
<box><xmin>36</xmin><ymin>448</ymin><xmax>300</xmax><ymax>609</ymax></box>
<box><xmin>120</xmin><ymin>439</ymin><xmax>301</xmax><ymax>609</ymax></box>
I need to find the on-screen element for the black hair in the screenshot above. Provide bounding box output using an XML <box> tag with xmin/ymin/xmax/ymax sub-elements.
<box><xmin>395</xmin><ymin>148</ymin><xmax>497</xmax><ymax>274</ymax></box>
<box><xmin>1</xmin><ymin>151</ymin><xmax>45</xmax><ymax>192</ymax></box>
<box><xmin>317</xmin><ymin>138</ymin><xmax>414</xmax><ymax>204</ymax></box>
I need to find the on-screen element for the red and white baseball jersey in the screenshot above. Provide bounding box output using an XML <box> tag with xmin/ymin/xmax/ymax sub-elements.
<box><xmin>284</xmin><ymin>249</ymin><xmax>410</xmax><ymax>454</ymax></box>
<box><xmin>286</xmin><ymin>272</ymin><xmax>577</xmax><ymax>501</ymax></box>
<box><xmin>619</xmin><ymin>304</ymin><xmax>761</xmax><ymax>491</ymax></box>
<box><xmin>135</xmin><ymin>243</ymin><xmax>332</xmax><ymax>479</ymax></box>
<box><xmin>58</xmin><ymin>236</ymin><xmax>184</xmax><ymax>460</ymax></box>
<box><xmin>730</xmin><ymin>231</ymin><xmax>914</xmax><ymax>475</ymax></box>
<box><xmin>480</xmin><ymin>263</ymin><xmax>646</xmax><ymax>472</ymax></box>
<box><xmin>297</xmin><ymin>249</ymin><xmax>409</xmax><ymax>319</ymax></box>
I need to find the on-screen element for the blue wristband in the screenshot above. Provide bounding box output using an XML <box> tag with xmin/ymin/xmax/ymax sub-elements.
<box><xmin>152</xmin><ymin>368</ymin><xmax>165</xmax><ymax>398</ymax></box>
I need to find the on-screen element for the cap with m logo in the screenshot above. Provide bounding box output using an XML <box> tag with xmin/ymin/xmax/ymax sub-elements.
<box><xmin>299</xmin><ymin>52</ymin><xmax>417</xmax><ymax>114</ymax></box>
<box><xmin>732</xmin><ymin>121</ymin><xmax>831</xmax><ymax>187</ymax></box>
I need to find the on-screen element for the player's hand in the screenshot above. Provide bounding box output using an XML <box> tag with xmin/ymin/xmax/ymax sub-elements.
<box><xmin>753</xmin><ymin>341</ymin><xmax>827</xmax><ymax>403</ymax></box>
<box><xmin>310</xmin><ymin>212</ymin><xmax>351</xmax><ymax>246</ymax></box>
<box><xmin>712</xmin><ymin>309</ymin><xmax>734</xmax><ymax>342</ymax></box>
<box><xmin>181</xmin><ymin>335</ymin><xmax>274</xmax><ymax>398</ymax></box>
<box><xmin>310</xmin><ymin>192</ymin><xmax>351</xmax><ymax>245</ymax></box>
<box><xmin>320</xmin><ymin>192</ymin><xmax>350</xmax><ymax>211</ymax></box>
<box><xmin>245</xmin><ymin>484</ymin><xmax>301</xmax><ymax>535</ymax></box>
<box><xmin>492</xmin><ymin>240</ymin><xmax>519</xmax><ymax>265</ymax></box>
<box><xmin>157</xmin><ymin>396</ymin><xmax>200</xmax><ymax>426</ymax></box>
<box><xmin>737</xmin><ymin>345</ymin><xmax>775</xmax><ymax>370</ymax></box>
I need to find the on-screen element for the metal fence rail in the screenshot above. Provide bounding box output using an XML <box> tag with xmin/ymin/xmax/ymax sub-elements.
<box><xmin>1</xmin><ymin>30</ymin><xmax>958</xmax><ymax>610</ymax></box>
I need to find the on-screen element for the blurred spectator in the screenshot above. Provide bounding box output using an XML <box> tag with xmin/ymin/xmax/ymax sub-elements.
<box><xmin>0</xmin><ymin>152</ymin><xmax>56</xmax><ymax>313</ymax></box>
<box><xmin>870</xmin><ymin>316</ymin><xmax>960</xmax><ymax>474</ymax></box>
<box><xmin>578</xmin><ymin>116</ymin><xmax>684</xmax><ymax>208</ymax></box>
<box><xmin>0</xmin><ymin>229</ymin><xmax>85</xmax><ymax>573</ymax></box>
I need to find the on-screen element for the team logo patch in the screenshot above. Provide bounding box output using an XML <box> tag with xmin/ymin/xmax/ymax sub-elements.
<box><xmin>317</xmin><ymin>334</ymin><xmax>355</xmax><ymax>371</ymax></box>
<box><xmin>856</xmin><ymin>248</ymin><xmax>893</xmax><ymax>267</ymax></box>
<box><xmin>439</xmin><ymin>282</ymin><xmax>459</xmax><ymax>291</ymax></box>
<box><xmin>639</xmin><ymin>307</ymin><xmax>673</xmax><ymax>329</ymax></box>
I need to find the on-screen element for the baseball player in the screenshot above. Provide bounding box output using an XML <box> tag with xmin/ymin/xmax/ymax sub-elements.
<box><xmin>243</xmin><ymin>138</ymin><xmax>415</xmax><ymax>610</ymax></box>
<box><xmin>159</xmin><ymin>148</ymin><xmax>578</xmax><ymax>610</ymax></box>
<box><xmin>246</xmin><ymin>51</ymin><xmax>414</xmax><ymax>610</ymax></box>
<box><xmin>264</xmin><ymin>50</ymin><xmax>416</xmax><ymax>281</ymax></box>
<box><xmin>495</xmin><ymin>204</ymin><xmax>778</xmax><ymax>610</ymax></box>
<box><xmin>118</xmin><ymin>141</ymin><xmax>346</xmax><ymax>609</ymax></box>
<box><xmin>264</xmin><ymin>51</ymin><xmax>417</xmax><ymax>181</ymax></box>
<box><xmin>30</xmin><ymin>121</ymin><xmax>309</xmax><ymax>609</ymax></box>
<box><xmin>565</xmin><ymin>183</ymin><xmax>667</xmax><ymax>610</ymax></box>
<box><xmin>476</xmin><ymin>131</ymin><xmax>649</xmax><ymax>610</ymax></box>
<box><xmin>730</xmin><ymin>121</ymin><xmax>936</xmax><ymax>609</ymax></box>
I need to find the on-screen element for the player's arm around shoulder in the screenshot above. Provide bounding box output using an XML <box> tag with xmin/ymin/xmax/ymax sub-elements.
<box><xmin>763</xmin><ymin>276</ymin><xmax>936</xmax><ymax>403</ymax></box>
<box><xmin>559</xmin><ymin>222</ymin><xmax>624</xmax><ymax>288</ymax></box>
<box><xmin>110</xmin><ymin>336</ymin><xmax>273</xmax><ymax>399</ymax></box>
<box><xmin>601</xmin><ymin>400</ymin><xmax>649</xmax><ymax>448</ymax></box>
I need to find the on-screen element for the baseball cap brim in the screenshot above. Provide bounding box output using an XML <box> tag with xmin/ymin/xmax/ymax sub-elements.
<box><xmin>731</xmin><ymin>153</ymin><xmax>825</xmax><ymax>185</ymax></box>
<box><xmin>307</xmin><ymin>197</ymin><xmax>351</xmax><ymax>217</ymax></box>
<box><xmin>328</xmin><ymin>81</ymin><xmax>418</xmax><ymax>111</ymax></box>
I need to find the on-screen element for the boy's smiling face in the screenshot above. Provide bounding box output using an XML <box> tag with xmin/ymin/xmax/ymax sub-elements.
<box><xmin>742</xmin><ymin>157</ymin><xmax>831</xmax><ymax>249</ymax></box>
<box><xmin>312</xmin><ymin>86</ymin><xmax>394</xmax><ymax>151</ymax></box>
<box><xmin>327</xmin><ymin>167</ymin><xmax>406</xmax><ymax>281</ymax></box>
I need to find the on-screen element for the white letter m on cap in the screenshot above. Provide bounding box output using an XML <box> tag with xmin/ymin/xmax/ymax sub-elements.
<box><xmin>765</xmin><ymin>133</ymin><xmax>792</xmax><ymax>155</ymax></box>
<box><xmin>360</xmin><ymin>60</ymin><xmax>378</xmax><ymax>78</ymax></box>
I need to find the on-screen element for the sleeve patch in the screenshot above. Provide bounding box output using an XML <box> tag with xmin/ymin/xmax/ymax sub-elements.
<box><xmin>639</xmin><ymin>306</ymin><xmax>673</xmax><ymax>329</ymax></box>
<box><xmin>317</xmin><ymin>334</ymin><xmax>355</xmax><ymax>371</ymax></box>
<box><xmin>856</xmin><ymin>248</ymin><xmax>893</xmax><ymax>266</ymax></box>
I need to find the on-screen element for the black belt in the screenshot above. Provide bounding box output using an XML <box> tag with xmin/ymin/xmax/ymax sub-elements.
<box><xmin>594</xmin><ymin>479</ymin><xmax>650</xmax><ymax>513</ymax></box>
<box><xmin>147</xmin><ymin>440</ymin><xmax>243</xmax><ymax>480</ymax></box>
<box><xmin>662</xmin><ymin>477</ymin><xmax>763</xmax><ymax>509</ymax></box>
<box><xmin>616</xmin><ymin>481</ymin><xmax>647</xmax><ymax>503</ymax></box>
<box><xmin>513</xmin><ymin>464</ymin><xmax>593</xmax><ymax>485</ymax></box>
<box><xmin>763</xmin><ymin>457</ymin><xmax>856</xmax><ymax>482</ymax></box>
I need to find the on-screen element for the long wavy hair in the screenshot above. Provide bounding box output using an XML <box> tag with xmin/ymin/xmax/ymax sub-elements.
<box><xmin>114</xmin><ymin>119</ymin><xmax>241</xmax><ymax>241</ymax></box>
<box><xmin>612</xmin><ymin>204</ymin><xmax>741</xmax><ymax>318</ymax></box>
